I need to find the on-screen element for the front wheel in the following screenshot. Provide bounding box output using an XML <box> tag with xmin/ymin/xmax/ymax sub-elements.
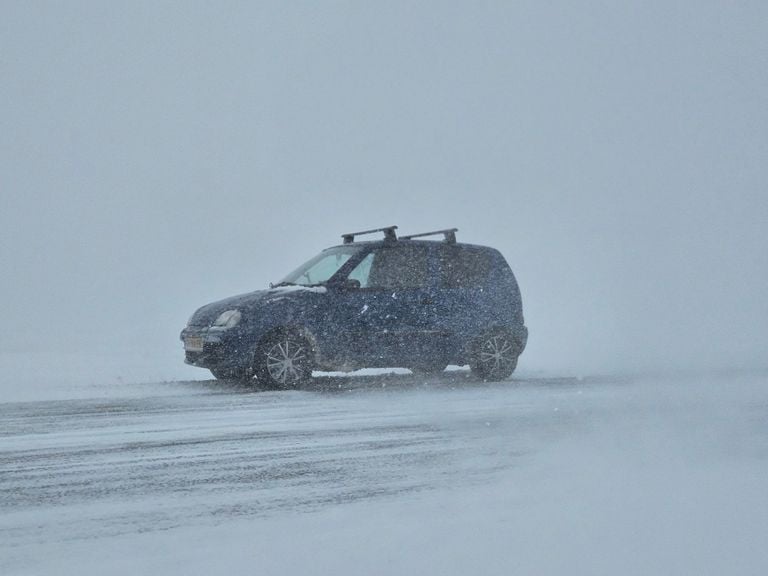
<box><xmin>469</xmin><ymin>331</ymin><xmax>519</xmax><ymax>381</ymax></box>
<box><xmin>253</xmin><ymin>332</ymin><xmax>314</xmax><ymax>389</ymax></box>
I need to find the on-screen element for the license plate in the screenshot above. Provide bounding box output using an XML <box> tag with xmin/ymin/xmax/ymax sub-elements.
<box><xmin>184</xmin><ymin>336</ymin><xmax>204</xmax><ymax>352</ymax></box>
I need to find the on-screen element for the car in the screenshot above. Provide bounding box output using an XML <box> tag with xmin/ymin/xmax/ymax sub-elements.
<box><xmin>180</xmin><ymin>226</ymin><xmax>528</xmax><ymax>388</ymax></box>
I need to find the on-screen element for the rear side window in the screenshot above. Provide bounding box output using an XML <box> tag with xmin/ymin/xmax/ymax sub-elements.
<box><xmin>439</xmin><ymin>246</ymin><xmax>491</xmax><ymax>288</ymax></box>
<box><xmin>348</xmin><ymin>246</ymin><xmax>430</xmax><ymax>289</ymax></box>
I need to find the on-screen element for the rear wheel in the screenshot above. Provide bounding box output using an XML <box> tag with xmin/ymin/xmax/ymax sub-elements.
<box><xmin>253</xmin><ymin>331</ymin><xmax>314</xmax><ymax>389</ymax></box>
<box><xmin>469</xmin><ymin>331</ymin><xmax>519</xmax><ymax>381</ymax></box>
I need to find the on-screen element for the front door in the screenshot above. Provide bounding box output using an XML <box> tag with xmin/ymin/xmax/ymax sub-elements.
<box><xmin>330</xmin><ymin>244</ymin><xmax>439</xmax><ymax>367</ymax></box>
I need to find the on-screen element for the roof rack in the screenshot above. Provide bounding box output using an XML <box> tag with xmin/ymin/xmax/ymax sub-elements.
<box><xmin>342</xmin><ymin>225</ymin><xmax>398</xmax><ymax>244</ymax></box>
<box><xmin>400</xmin><ymin>228</ymin><xmax>458</xmax><ymax>244</ymax></box>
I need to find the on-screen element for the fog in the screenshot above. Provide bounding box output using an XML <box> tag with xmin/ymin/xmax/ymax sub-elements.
<box><xmin>2</xmin><ymin>1</ymin><xmax>767</xmax><ymax>385</ymax></box>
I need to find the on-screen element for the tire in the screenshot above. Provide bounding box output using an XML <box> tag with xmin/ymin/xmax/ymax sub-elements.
<box><xmin>469</xmin><ymin>331</ymin><xmax>519</xmax><ymax>381</ymax></box>
<box><xmin>252</xmin><ymin>331</ymin><xmax>314</xmax><ymax>389</ymax></box>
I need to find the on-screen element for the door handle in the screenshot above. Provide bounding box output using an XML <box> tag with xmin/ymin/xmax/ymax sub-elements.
<box><xmin>421</xmin><ymin>296</ymin><xmax>433</xmax><ymax>305</ymax></box>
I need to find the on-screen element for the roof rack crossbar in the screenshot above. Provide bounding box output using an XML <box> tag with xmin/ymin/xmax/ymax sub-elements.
<box><xmin>400</xmin><ymin>228</ymin><xmax>458</xmax><ymax>244</ymax></box>
<box><xmin>341</xmin><ymin>225</ymin><xmax>398</xmax><ymax>244</ymax></box>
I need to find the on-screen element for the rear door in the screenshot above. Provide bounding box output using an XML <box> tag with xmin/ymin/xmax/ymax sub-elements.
<box><xmin>433</xmin><ymin>245</ymin><xmax>494</xmax><ymax>346</ymax></box>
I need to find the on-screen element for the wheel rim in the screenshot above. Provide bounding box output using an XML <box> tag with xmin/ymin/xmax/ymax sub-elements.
<box><xmin>478</xmin><ymin>334</ymin><xmax>516</xmax><ymax>375</ymax></box>
<box><xmin>265</xmin><ymin>337</ymin><xmax>308</xmax><ymax>385</ymax></box>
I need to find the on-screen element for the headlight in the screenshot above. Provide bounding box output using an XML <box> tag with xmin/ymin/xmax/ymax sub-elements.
<box><xmin>213</xmin><ymin>309</ymin><xmax>241</xmax><ymax>329</ymax></box>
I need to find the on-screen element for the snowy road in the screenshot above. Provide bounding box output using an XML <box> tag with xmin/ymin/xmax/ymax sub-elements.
<box><xmin>2</xmin><ymin>371</ymin><xmax>768</xmax><ymax>575</ymax></box>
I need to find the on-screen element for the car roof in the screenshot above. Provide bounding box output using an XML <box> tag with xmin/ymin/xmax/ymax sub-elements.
<box><xmin>324</xmin><ymin>226</ymin><xmax>501</xmax><ymax>254</ymax></box>
<box><xmin>323</xmin><ymin>239</ymin><xmax>497</xmax><ymax>252</ymax></box>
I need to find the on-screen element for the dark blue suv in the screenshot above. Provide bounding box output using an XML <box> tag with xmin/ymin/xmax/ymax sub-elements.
<box><xmin>181</xmin><ymin>226</ymin><xmax>527</xmax><ymax>388</ymax></box>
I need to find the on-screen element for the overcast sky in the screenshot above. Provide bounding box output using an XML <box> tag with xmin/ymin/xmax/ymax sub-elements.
<box><xmin>2</xmin><ymin>1</ymin><xmax>766</xmax><ymax>382</ymax></box>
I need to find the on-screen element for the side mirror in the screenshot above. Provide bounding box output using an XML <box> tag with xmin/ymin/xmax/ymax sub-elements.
<box><xmin>341</xmin><ymin>278</ymin><xmax>361</xmax><ymax>291</ymax></box>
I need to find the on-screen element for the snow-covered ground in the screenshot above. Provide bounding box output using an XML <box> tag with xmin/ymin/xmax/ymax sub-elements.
<box><xmin>2</xmin><ymin>370</ymin><xmax>767</xmax><ymax>575</ymax></box>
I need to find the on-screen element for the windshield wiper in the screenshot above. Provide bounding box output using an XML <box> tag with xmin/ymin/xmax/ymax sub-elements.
<box><xmin>270</xmin><ymin>281</ymin><xmax>327</xmax><ymax>289</ymax></box>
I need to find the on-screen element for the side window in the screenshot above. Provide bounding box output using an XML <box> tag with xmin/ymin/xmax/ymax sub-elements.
<box><xmin>347</xmin><ymin>252</ymin><xmax>374</xmax><ymax>288</ymax></box>
<box><xmin>347</xmin><ymin>247</ymin><xmax>429</xmax><ymax>290</ymax></box>
<box><xmin>439</xmin><ymin>247</ymin><xmax>491</xmax><ymax>288</ymax></box>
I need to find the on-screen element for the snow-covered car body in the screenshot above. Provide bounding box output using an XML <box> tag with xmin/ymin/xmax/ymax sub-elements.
<box><xmin>181</xmin><ymin>227</ymin><xmax>527</xmax><ymax>386</ymax></box>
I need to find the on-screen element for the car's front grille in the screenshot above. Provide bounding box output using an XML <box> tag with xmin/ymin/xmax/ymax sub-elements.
<box><xmin>185</xmin><ymin>342</ymin><xmax>229</xmax><ymax>365</ymax></box>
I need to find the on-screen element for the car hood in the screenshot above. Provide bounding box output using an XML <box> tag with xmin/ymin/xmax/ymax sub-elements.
<box><xmin>188</xmin><ymin>286</ymin><xmax>328</xmax><ymax>327</ymax></box>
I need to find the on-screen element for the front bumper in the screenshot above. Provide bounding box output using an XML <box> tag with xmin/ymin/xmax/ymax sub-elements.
<box><xmin>180</xmin><ymin>326</ymin><xmax>251</xmax><ymax>371</ymax></box>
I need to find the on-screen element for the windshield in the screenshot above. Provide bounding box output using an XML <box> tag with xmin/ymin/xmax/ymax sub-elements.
<box><xmin>277</xmin><ymin>246</ymin><xmax>362</xmax><ymax>286</ymax></box>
